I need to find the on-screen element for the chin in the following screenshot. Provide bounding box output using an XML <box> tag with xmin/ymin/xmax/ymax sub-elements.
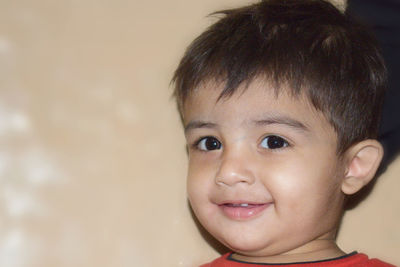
<box><xmin>226</xmin><ymin>236</ymin><xmax>298</xmax><ymax>258</ymax></box>
<box><xmin>221</xmin><ymin>236</ymin><xmax>271</xmax><ymax>255</ymax></box>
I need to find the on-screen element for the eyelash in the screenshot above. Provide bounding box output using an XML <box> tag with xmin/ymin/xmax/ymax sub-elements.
<box><xmin>191</xmin><ymin>135</ymin><xmax>291</xmax><ymax>152</ymax></box>
<box><xmin>260</xmin><ymin>135</ymin><xmax>290</xmax><ymax>150</ymax></box>
<box><xmin>192</xmin><ymin>136</ymin><xmax>222</xmax><ymax>151</ymax></box>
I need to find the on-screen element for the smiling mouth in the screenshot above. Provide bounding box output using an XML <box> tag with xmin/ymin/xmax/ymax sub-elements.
<box><xmin>218</xmin><ymin>202</ymin><xmax>271</xmax><ymax>220</ymax></box>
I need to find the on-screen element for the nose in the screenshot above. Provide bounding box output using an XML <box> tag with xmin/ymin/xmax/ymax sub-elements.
<box><xmin>215</xmin><ymin>147</ymin><xmax>256</xmax><ymax>186</ymax></box>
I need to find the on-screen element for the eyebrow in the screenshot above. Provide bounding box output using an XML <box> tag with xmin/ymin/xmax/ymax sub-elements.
<box><xmin>252</xmin><ymin>115</ymin><xmax>310</xmax><ymax>132</ymax></box>
<box><xmin>184</xmin><ymin>121</ymin><xmax>217</xmax><ymax>134</ymax></box>
<box><xmin>184</xmin><ymin>115</ymin><xmax>310</xmax><ymax>134</ymax></box>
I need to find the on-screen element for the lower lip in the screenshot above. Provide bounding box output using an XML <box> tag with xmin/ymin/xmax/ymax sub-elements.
<box><xmin>219</xmin><ymin>203</ymin><xmax>270</xmax><ymax>220</ymax></box>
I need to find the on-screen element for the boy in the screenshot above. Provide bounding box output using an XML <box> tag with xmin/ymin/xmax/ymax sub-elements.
<box><xmin>172</xmin><ymin>0</ymin><xmax>395</xmax><ymax>266</ymax></box>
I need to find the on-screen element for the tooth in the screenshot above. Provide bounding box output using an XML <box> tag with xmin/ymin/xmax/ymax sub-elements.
<box><xmin>227</xmin><ymin>203</ymin><xmax>250</xmax><ymax>207</ymax></box>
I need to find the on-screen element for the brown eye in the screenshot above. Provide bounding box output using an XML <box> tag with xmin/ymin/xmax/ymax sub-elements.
<box><xmin>197</xmin><ymin>137</ymin><xmax>222</xmax><ymax>151</ymax></box>
<box><xmin>261</xmin><ymin>135</ymin><xmax>288</xmax><ymax>149</ymax></box>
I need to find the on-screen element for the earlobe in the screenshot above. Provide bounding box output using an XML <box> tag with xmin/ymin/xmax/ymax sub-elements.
<box><xmin>341</xmin><ymin>140</ymin><xmax>384</xmax><ymax>195</ymax></box>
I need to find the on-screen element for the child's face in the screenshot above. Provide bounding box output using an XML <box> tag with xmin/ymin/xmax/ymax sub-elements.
<box><xmin>183</xmin><ymin>80</ymin><xmax>347</xmax><ymax>258</ymax></box>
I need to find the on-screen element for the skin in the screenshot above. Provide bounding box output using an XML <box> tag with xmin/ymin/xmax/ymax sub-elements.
<box><xmin>183</xmin><ymin>80</ymin><xmax>350</xmax><ymax>263</ymax></box>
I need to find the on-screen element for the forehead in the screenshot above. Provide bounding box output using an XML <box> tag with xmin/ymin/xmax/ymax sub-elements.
<box><xmin>183</xmin><ymin>80</ymin><xmax>336</xmax><ymax>140</ymax></box>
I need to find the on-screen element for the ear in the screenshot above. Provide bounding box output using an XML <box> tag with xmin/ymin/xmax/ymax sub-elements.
<box><xmin>341</xmin><ymin>139</ymin><xmax>384</xmax><ymax>195</ymax></box>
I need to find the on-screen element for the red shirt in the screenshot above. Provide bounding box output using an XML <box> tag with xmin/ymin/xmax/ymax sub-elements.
<box><xmin>200</xmin><ymin>252</ymin><xmax>395</xmax><ymax>267</ymax></box>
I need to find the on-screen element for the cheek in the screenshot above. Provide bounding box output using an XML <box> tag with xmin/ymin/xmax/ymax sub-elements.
<box><xmin>187</xmin><ymin>152</ymin><xmax>219</xmax><ymax>183</ymax></box>
<box><xmin>186</xmin><ymin>157</ymin><xmax>214</xmax><ymax>208</ymax></box>
<box><xmin>264</xmin><ymin>153</ymin><xmax>342</xmax><ymax>207</ymax></box>
<box><xmin>186</xmin><ymin>171</ymin><xmax>219</xmax><ymax>227</ymax></box>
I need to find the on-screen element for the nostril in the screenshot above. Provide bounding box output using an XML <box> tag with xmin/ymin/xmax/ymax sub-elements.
<box><xmin>215</xmin><ymin>172</ymin><xmax>255</xmax><ymax>186</ymax></box>
<box><xmin>215</xmin><ymin>155</ymin><xmax>256</xmax><ymax>185</ymax></box>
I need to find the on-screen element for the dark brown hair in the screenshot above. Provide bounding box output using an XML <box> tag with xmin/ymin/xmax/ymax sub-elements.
<box><xmin>172</xmin><ymin>0</ymin><xmax>387</xmax><ymax>153</ymax></box>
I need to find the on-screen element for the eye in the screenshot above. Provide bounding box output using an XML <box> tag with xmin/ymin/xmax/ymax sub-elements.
<box><xmin>260</xmin><ymin>135</ymin><xmax>289</xmax><ymax>149</ymax></box>
<box><xmin>196</xmin><ymin>136</ymin><xmax>222</xmax><ymax>151</ymax></box>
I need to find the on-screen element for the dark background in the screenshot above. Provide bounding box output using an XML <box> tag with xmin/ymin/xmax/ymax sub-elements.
<box><xmin>348</xmin><ymin>0</ymin><xmax>400</xmax><ymax>171</ymax></box>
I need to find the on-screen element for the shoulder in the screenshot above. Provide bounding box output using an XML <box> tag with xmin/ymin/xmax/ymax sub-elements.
<box><xmin>200</xmin><ymin>252</ymin><xmax>396</xmax><ymax>267</ymax></box>
<box><xmin>365</xmin><ymin>258</ymin><xmax>396</xmax><ymax>267</ymax></box>
<box><xmin>198</xmin><ymin>252</ymin><xmax>396</xmax><ymax>267</ymax></box>
<box><xmin>199</xmin><ymin>253</ymin><xmax>232</xmax><ymax>267</ymax></box>
<box><xmin>344</xmin><ymin>253</ymin><xmax>395</xmax><ymax>267</ymax></box>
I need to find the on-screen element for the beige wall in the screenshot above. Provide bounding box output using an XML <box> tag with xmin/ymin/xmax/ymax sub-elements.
<box><xmin>0</xmin><ymin>1</ymin><xmax>398</xmax><ymax>266</ymax></box>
